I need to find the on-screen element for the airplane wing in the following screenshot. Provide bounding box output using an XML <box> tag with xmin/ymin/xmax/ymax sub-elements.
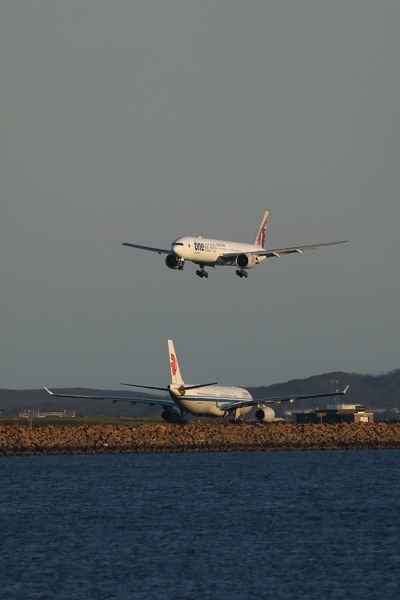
<box><xmin>257</xmin><ymin>239</ymin><xmax>351</xmax><ymax>257</ymax></box>
<box><xmin>122</xmin><ymin>243</ymin><xmax>171</xmax><ymax>255</ymax></box>
<box><xmin>219</xmin><ymin>240</ymin><xmax>351</xmax><ymax>262</ymax></box>
<box><xmin>223</xmin><ymin>386</ymin><xmax>349</xmax><ymax>412</ymax></box>
<box><xmin>44</xmin><ymin>388</ymin><xmax>175</xmax><ymax>407</ymax></box>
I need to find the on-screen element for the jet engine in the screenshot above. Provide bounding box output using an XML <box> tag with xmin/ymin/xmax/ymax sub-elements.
<box><xmin>165</xmin><ymin>254</ymin><xmax>184</xmax><ymax>270</ymax></box>
<box><xmin>236</xmin><ymin>253</ymin><xmax>256</xmax><ymax>269</ymax></box>
<box><xmin>161</xmin><ymin>406</ymin><xmax>182</xmax><ymax>423</ymax></box>
<box><xmin>255</xmin><ymin>406</ymin><xmax>275</xmax><ymax>423</ymax></box>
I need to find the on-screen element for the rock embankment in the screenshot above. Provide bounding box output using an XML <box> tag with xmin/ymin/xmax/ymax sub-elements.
<box><xmin>1</xmin><ymin>421</ymin><xmax>400</xmax><ymax>455</ymax></box>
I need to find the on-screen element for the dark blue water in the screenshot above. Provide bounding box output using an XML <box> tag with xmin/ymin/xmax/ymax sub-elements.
<box><xmin>1</xmin><ymin>451</ymin><xmax>400</xmax><ymax>600</ymax></box>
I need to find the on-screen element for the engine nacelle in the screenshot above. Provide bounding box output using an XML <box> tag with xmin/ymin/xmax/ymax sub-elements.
<box><xmin>255</xmin><ymin>407</ymin><xmax>275</xmax><ymax>423</ymax></box>
<box><xmin>236</xmin><ymin>253</ymin><xmax>256</xmax><ymax>269</ymax></box>
<box><xmin>161</xmin><ymin>406</ymin><xmax>182</xmax><ymax>423</ymax></box>
<box><xmin>165</xmin><ymin>254</ymin><xmax>184</xmax><ymax>270</ymax></box>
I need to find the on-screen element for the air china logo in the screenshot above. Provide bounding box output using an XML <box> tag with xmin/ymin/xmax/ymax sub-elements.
<box><xmin>170</xmin><ymin>353</ymin><xmax>177</xmax><ymax>376</ymax></box>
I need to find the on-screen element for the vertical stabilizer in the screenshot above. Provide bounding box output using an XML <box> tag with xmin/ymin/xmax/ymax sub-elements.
<box><xmin>168</xmin><ymin>340</ymin><xmax>184</xmax><ymax>384</ymax></box>
<box><xmin>253</xmin><ymin>211</ymin><xmax>269</xmax><ymax>248</ymax></box>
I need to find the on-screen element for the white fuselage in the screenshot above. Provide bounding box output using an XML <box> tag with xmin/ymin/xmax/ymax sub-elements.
<box><xmin>171</xmin><ymin>237</ymin><xmax>266</xmax><ymax>266</ymax></box>
<box><xmin>168</xmin><ymin>384</ymin><xmax>253</xmax><ymax>417</ymax></box>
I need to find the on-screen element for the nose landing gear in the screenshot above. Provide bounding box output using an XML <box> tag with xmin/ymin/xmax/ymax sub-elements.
<box><xmin>196</xmin><ymin>266</ymin><xmax>209</xmax><ymax>278</ymax></box>
<box><xmin>236</xmin><ymin>269</ymin><xmax>248</xmax><ymax>278</ymax></box>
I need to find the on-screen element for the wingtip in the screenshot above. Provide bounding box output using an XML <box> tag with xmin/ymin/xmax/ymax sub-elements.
<box><xmin>343</xmin><ymin>385</ymin><xmax>349</xmax><ymax>394</ymax></box>
<box><xmin>44</xmin><ymin>387</ymin><xmax>53</xmax><ymax>395</ymax></box>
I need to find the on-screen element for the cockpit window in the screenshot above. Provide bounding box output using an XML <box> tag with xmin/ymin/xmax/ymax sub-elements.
<box><xmin>174</xmin><ymin>242</ymin><xmax>184</xmax><ymax>246</ymax></box>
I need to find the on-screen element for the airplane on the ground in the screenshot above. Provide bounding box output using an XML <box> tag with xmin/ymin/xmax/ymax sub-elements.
<box><xmin>123</xmin><ymin>211</ymin><xmax>351</xmax><ymax>278</ymax></box>
<box><xmin>45</xmin><ymin>340</ymin><xmax>349</xmax><ymax>423</ymax></box>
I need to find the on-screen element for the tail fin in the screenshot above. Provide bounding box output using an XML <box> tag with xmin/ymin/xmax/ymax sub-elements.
<box><xmin>168</xmin><ymin>340</ymin><xmax>184</xmax><ymax>384</ymax></box>
<box><xmin>253</xmin><ymin>211</ymin><xmax>269</xmax><ymax>248</ymax></box>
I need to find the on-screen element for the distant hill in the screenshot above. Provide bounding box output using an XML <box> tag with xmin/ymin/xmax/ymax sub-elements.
<box><xmin>1</xmin><ymin>369</ymin><xmax>399</xmax><ymax>418</ymax></box>
<box><xmin>0</xmin><ymin>388</ymin><xmax>164</xmax><ymax>418</ymax></box>
<box><xmin>247</xmin><ymin>369</ymin><xmax>400</xmax><ymax>417</ymax></box>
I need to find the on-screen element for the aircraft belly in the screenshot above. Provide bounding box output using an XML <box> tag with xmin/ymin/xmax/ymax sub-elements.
<box><xmin>192</xmin><ymin>254</ymin><xmax>217</xmax><ymax>264</ymax></box>
<box><xmin>177</xmin><ymin>249</ymin><xmax>217</xmax><ymax>264</ymax></box>
<box><xmin>175</xmin><ymin>393</ymin><xmax>253</xmax><ymax>418</ymax></box>
<box><xmin>178</xmin><ymin>398</ymin><xmax>224</xmax><ymax>417</ymax></box>
<box><xmin>216</xmin><ymin>258</ymin><xmax>235</xmax><ymax>266</ymax></box>
<box><xmin>208</xmin><ymin>404</ymin><xmax>226</xmax><ymax>417</ymax></box>
<box><xmin>193</xmin><ymin>259</ymin><xmax>217</xmax><ymax>265</ymax></box>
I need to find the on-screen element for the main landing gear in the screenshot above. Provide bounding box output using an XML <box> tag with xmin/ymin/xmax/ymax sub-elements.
<box><xmin>196</xmin><ymin>266</ymin><xmax>209</xmax><ymax>278</ymax></box>
<box><xmin>236</xmin><ymin>269</ymin><xmax>248</xmax><ymax>278</ymax></box>
<box><xmin>224</xmin><ymin>411</ymin><xmax>245</xmax><ymax>423</ymax></box>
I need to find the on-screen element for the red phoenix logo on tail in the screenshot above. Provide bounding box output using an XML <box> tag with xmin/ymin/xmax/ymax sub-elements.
<box><xmin>170</xmin><ymin>353</ymin><xmax>177</xmax><ymax>376</ymax></box>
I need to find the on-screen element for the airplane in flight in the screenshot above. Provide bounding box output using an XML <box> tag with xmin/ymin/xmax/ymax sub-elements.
<box><xmin>45</xmin><ymin>340</ymin><xmax>349</xmax><ymax>423</ymax></box>
<box><xmin>123</xmin><ymin>211</ymin><xmax>351</xmax><ymax>278</ymax></box>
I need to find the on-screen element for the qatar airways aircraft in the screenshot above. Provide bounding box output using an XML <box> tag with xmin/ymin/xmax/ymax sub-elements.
<box><xmin>123</xmin><ymin>211</ymin><xmax>350</xmax><ymax>278</ymax></box>
<box><xmin>45</xmin><ymin>340</ymin><xmax>349</xmax><ymax>423</ymax></box>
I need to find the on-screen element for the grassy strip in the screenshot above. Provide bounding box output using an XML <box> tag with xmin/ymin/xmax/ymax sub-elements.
<box><xmin>0</xmin><ymin>416</ymin><xmax>163</xmax><ymax>428</ymax></box>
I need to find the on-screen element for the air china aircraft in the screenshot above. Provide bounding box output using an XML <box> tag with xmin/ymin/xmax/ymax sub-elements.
<box><xmin>45</xmin><ymin>340</ymin><xmax>349</xmax><ymax>423</ymax></box>
<box><xmin>123</xmin><ymin>211</ymin><xmax>351</xmax><ymax>278</ymax></box>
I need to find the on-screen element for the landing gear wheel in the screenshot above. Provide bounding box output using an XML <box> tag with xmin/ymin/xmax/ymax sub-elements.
<box><xmin>236</xmin><ymin>269</ymin><xmax>248</xmax><ymax>278</ymax></box>
<box><xmin>196</xmin><ymin>267</ymin><xmax>208</xmax><ymax>279</ymax></box>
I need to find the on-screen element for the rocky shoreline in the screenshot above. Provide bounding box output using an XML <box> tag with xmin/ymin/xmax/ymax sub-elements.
<box><xmin>1</xmin><ymin>421</ymin><xmax>400</xmax><ymax>455</ymax></box>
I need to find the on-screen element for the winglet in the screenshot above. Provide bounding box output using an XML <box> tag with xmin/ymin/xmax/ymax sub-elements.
<box><xmin>44</xmin><ymin>387</ymin><xmax>53</xmax><ymax>395</ymax></box>
<box><xmin>343</xmin><ymin>385</ymin><xmax>349</xmax><ymax>394</ymax></box>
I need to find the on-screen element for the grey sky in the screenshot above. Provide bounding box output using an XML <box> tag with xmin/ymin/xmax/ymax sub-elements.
<box><xmin>1</xmin><ymin>1</ymin><xmax>399</xmax><ymax>392</ymax></box>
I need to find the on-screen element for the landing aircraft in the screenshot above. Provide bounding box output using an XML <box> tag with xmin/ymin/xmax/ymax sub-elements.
<box><xmin>45</xmin><ymin>340</ymin><xmax>349</xmax><ymax>423</ymax></box>
<box><xmin>123</xmin><ymin>211</ymin><xmax>351</xmax><ymax>278</ymax></box>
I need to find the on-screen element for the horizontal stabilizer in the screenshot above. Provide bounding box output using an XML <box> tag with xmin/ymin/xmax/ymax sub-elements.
<box><xmin>121</xmin><ymin>383</ymin><xmax>170</xmax><ymax>392</ymax></box>
<box><xmin>122</xmin><ymin>382</ymin><xmax>217</xmax><ymax>391</ymax></box>
<box><xmin>182</xmin><ymin>382</ymin><xmax>218</xmax><ymax>391</ymax></box>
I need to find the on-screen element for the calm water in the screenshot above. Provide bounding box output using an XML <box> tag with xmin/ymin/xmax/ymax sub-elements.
<box><xmin>1</xmin><ymin>450</ymin><xmax>399</xmax><ymax>600</ymax></box>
